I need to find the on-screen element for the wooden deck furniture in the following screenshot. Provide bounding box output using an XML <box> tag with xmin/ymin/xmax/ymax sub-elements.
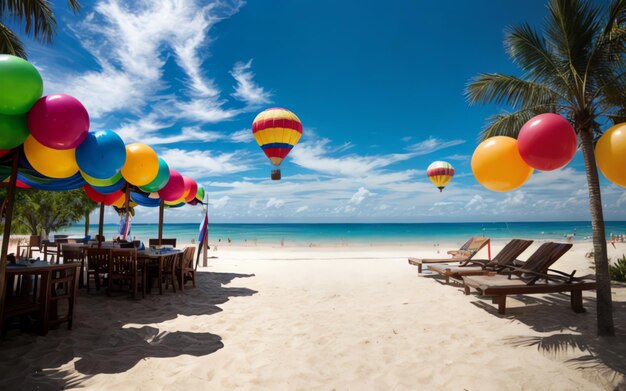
<box><xmin>61</xmin><ymin>246</ymin><xmax>86</xmax><ymax>288</ymax></box>
<box><xmin>177</xmin><ymin>247</ymin><xmax>196</xmax><ymax>290</ymax></box>
<box><xmin>408</xmin><ymin>236</ymin><xmax>491</xmax><ymax>273</ymax></box>
<box><xmin>462</xmin><ymin>242</ymin><xmax>595</xmax><ymax>314</ymax></box>
<box><xmin>427</xmin><ymin>239</ymin><xmax>533</xmax><ymax>283</ymax></box>
<box><xmin>2</xmin><ymin>263</ymin><xmax>79</xmax><ymax>335</ymax></box>
<box><xmin>108</xmin><ymin>249</ymin><xmax>144</xmax><ymax>299</ymax></box>
<box><xmin>139</xmin><ymin>249</ymin><xmax>183</xmax><ymax>295</ymax></box>
<box><xmin>148</xmin><ymin>238</ymin><xmax>177</xmax><ymax>247</ymax></box>
<box><xmin>16</xmin><ymin>235</ymin><xmax>42</xmax><ymax>259</ymax></box>
<box><xmin>85</xmin><ymin>248</ymin><xmax>110</xmax><ymax>292</ymax></box>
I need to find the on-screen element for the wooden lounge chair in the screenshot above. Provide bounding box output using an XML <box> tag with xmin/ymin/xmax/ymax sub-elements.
<box><xmin>462</xmin><ymin>242</ymin><xmax>595</xmax><ymax>314</ymax></box>
<box><xmin>427</xmin><ymin>239</ymin><xmax>533</xmax><ymax>283</ymax></box>
<box><xmin>408</xmin><ymin>236</ymin><xmax>490</xmax><ymax>273</ymax></box>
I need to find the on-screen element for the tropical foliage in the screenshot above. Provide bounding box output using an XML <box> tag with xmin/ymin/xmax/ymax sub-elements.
<box><xmin>466</xmin><ymin>0</ymin><xmax>626</xmax><ymax>336</ymax></box>
<box><xmin>1</xmin><ymin>188</ymin><xmax>96</xmax><ymax>236</ymax></box>
<box><xmin>0</xmin><ymin>0</ymin><xmax>80</xmax><ymax>58</ymax></box>
<box><xmin>609</xmin><ymin>255</ymin><xmax>626</xmax><ymax>282</ymax></box>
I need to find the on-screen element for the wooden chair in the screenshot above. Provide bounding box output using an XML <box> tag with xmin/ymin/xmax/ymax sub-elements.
<box><xmin>2</xmin><ymin>267</ymin><xmax>49</xmax><ymax>335</ymax></box>
<box><xmin>148</xmin><ymin>238</ymin><xmax>177</xmax><ymax>247</ymax></box>
<box><xmin>462</xmin><ymin>243</ymin><xmax>592</xmax><ymax>314</ymax></box>
<box><xmin>44</xmin><ymin>238</ymin><xmax>69</xmax><ymax>263</ymax></box>
<box><xmin>62</xmin><ymin>247</ymin><xmax>86</xmax><ymax>288</ymax></box>
<box><xmin>46</xmin><ymin>264</ymin><xmax>80</xmax><ymax>334</ymax></box>
<box><xmin>408</xmin><ymin>236</ymin><xmax>491</xmax><ymax>273</ymax></box>
<box><xmin>109</xmin><ymin>249</ymin><xmax>144</xmax><ymax>299</ymax></box>
<box><xmin>148</xmin><ymin>253</ymin><xmax>179</xmax><ymax>294</ymax></box>
<box><xmin>85</xmin><ymin>248</ymin><xmax>110</xmax><ymax>292</ymax></box>
<box><xmin>17</xmin><ymin>235</ymin><xmax>42</xmax><ymax>259</ymax></box>
<box><xmin>177</xmin><ymin>247</ymin><xmax>196</xmax><ymax>290</ymax></box>
<box><xmin>427</xmin><ymin>239</ymin><xmax>533</xmax><ymax>283</ymax></box>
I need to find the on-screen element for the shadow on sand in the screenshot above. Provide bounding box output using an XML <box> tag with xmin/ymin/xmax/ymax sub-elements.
<box><xmin>467</xmin><ymin>288</ymin><xmax>626</xmax><ymax>389</ymax></box>
<box><xmin>0</xmin><ymin>271</ymin><xmax>257</xmax><ymax>390</ymax></box>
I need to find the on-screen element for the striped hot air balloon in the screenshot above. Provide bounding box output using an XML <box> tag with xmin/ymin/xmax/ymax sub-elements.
<box><xmin>427</xmin><ymin>161</ymin><xmax>454</xmax><ymax>192</ymax></box>
<box><xmin>252</xmin><ymin>108</ymin><xmax>303</xmax><ymax>180</ymax></box>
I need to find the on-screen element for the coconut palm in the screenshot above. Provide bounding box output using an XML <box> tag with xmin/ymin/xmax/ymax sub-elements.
<box><xmin>0</xmin><ymin>0</ymin><xmax>80</xmax><ymax>58</ymax></box>
<box><xmin>466</xmin><ymin>0</ymin><xmax>626</xmax><ymax>336</ymax></box>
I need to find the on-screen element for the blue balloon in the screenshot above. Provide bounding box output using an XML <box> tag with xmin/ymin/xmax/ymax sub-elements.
<box><xmin>75</xmin><ymin>130</ymin><xmax>126</xmax><ymax>179</ymax></box>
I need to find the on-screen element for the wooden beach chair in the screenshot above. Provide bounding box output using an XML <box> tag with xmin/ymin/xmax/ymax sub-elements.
<box><xmin>427</xmin><ymin>239</ymin><xmax>533</xmax><ymax>283</ymax></box>
<box><xmin>462</xmin><ymin>242</ymin><xmax>595</xmax><ymax>314</ymax></box>
<box><xmin>408</xmin><ymin>236</ymin><xmax>490</xmax><ymax>273</ymax></box>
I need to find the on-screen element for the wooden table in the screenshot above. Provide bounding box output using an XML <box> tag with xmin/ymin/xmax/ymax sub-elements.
<box><xmin>3</xmin><ymin>263</ymin><xmax>80</xmax><ymax>335</ymax></box>
<box><xmin>137</xmin><ymin>249</ymin><xmax>183</xmax><ymax>295</ymax></box>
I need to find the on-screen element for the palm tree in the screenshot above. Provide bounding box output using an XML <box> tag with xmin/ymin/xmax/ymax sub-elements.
<box><xmin>466</xmin><ymin>0</ymin><xmax>626</xmax><ymax>337</ymax></box>
<box><xmin>0</xmin><ymin>0</ymin><xmax>80</xmax><ymax>58</ymax></box>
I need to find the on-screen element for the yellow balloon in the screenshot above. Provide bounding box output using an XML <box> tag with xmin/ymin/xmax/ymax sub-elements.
<box><xmin>111</xmin><ymin>192</ymin><xmax>128</xmax><ymax>208</ymax></box>
<box><xmin>471</xmin><ymin>136</ymin><xmax>534</xmax><ymax>192</ymax></box>
<box><xmin>24</xmin><ymin>135</ymin><xmax>79</xmax><ymax>178</ymax></box>
<box><xmin>595</xmin><ymin>123</ymin><xmax>626</xmax><ymax>187</ymax></box>
<box><xmin>120</xmin><ymin>143</ymin><xmax>159</xmax><ymax>186</ymax></box>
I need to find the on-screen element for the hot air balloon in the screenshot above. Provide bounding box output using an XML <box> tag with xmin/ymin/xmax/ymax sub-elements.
<box><xmin>427</xmin><ymin>161</ymin><xmax>454</xmax><ymax>192</ymax></box>
<box><xmin>252</xmin><ymin>108</ymin><xmax>303</xmax><ymax>180</ymax></box>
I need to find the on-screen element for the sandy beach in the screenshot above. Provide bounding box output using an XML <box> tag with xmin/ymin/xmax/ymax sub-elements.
<box><xmin>0</xmin><ymin>240</ymin><xmax>624</xmax><ymax>390</ymax></box>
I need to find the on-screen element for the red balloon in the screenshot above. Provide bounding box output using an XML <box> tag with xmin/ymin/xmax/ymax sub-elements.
<box><xmin>27</xmin><ymin>94</ymin><xmax>89</xmax><ymax>150</ymax></box>
<box><xmin>518</xmin><ymin>113</ymin><xmax>577</xmax><ymax>171</ymax></box>
<box><xmin>16</xmin><ymin>180</ymin><xmax>30</xmax><ymax>189</ymax></box>
<box><xmin>182</xmin><ymin>176</ymin><xmax>198</xmax><ymax>203</ymax></box>
<box><xmin>83</xmin><ymin>184</ymin><xmax>123</xmax><ymax>206</ymax></box>
<box><xmin>158</xmin><ymin>169</ymin><xmax>185</xmax><ymax>201</ymax></box>
<box><xmin>0</xmin><ymin>149</ymin><xmax>11</xmax><ymax>158</ymax></box>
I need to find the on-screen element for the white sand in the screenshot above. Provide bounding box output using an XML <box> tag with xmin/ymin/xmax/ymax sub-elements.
<box><xmin>0</xmin><ymin>240</ymin><xmax>625</xmax><ymax>390</ymax></box>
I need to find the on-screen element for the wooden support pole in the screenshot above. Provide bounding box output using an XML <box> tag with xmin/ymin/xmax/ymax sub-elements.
<box><xmin>0</xmin><ymin>152</ymin><xmax>21</xmax><ymax>325</ymax></box>
<box><xmin>123</xmin><ymin>185</ymin><xmax>130</xmax><ymax>241</ymax></box>
<box><xmin>158</xmin><ymin>200</ymin><xmax>164</xmax><ymax>246</ymax></box>
<box><xmin>98</xmin><ymin>202</ymin><xmax>105</xmax><ymax>245</ymax></box>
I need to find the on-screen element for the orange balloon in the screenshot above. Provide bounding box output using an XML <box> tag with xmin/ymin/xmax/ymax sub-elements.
<box><xmin>24</xmin><ymin>135</ymin><xmax>79</xmax><ymax>178</ymax></box>
<box><xmin>595</xmin><ymin>123</ymin><xmax>626</xmax><ymax>187</ymax></box>
<box><xmin>111</xmin><ymin>192</ymin><xmax>128</xmax><ymax>208</ymax></box>
<box><xmin>471</xmin><ymin>136</ymin><xmax>534</xmax><ymax>192</ymax></box>
<box><xmin>120</xmin><ymin>143</ymin><xmax>159</xmax><ymax>186</ymax></box>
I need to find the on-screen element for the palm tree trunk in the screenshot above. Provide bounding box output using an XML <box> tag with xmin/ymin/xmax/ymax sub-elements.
<box><xmin>579</xmin><ymin>127</ymin><xmax>614</xmax><ymax>336</ymax></box>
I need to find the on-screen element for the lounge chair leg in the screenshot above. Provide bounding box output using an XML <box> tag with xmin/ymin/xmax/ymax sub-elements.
<box><xmin>418</xmin><ymin>264</ymin><xmax>422</xmax><ymax>274</ymax></box>
<box><xmin>463</xmin><ymin>285</ymin><xmax>470</xmax><ymax>295</ymax></box>
<box><xmin>571</xmin><ymin>290</ymin><xmax>585</xmax><ymax>313</ymax></box>
<box><xmin>445</xmin><ymin>276</ymin><xmax>449</xmax><ymax>284</ymax></box>
<box><xmin>496</xmin><ymin>295</ymin><xmax>506</xmax><ymax>314</ymax></box>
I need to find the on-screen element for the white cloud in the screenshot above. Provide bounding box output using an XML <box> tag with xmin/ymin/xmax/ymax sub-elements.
<box><xmin>160</xmin><ymin>148</ymin><xmax>251</xmax><ymax>178</ymax></box>
<box><xmin>445</xmin><ymin>154</ymin><xmax>470</xmax><ymax>161</ymax></box>
<box><xmin>231</xmin><ymin>60</ymin><xmax>272</xmax><ymax>106</ymax></box>
<box><xmin>291</xmin><ymin>139</ymin><xmax>415</xmax><ymax>176</ymax></box>
<box><xmin>231</xmin><ymin>129</ymin><xmax>254</xmax><ymax>143</ymax></box>
<box><xmin>295</xmin><ymin>206</ymin><xmax>309</xmax><ymax>213</ymax></box>
<box><xmin>210</xmin><ymin>196</ymin><xmax>230</xmax><ymax>209</ymax></box>
<box><xmin>266</xmin><ymin>198</ymin><xmax>285</xmax><ymax>208</ymax></box>
<box><xmin>406</xmin><ymin>137</ymin><xmax>466</xmax><ymax>155</ymax></box>
<box><xmin>465</xmin><ymin>194</ymin><xmax>485</xmax><ymax>211</ymax></box>
<box><xmin>349</xmin><ymin>187</ymin><xmax>373</xmax><ymax>205</ymax></box>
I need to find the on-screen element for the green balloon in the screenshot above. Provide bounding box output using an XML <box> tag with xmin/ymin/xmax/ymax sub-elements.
<box><xmin>0</xmin><ymin>113</ymin><xmax>29</xmax><ymax>149</ymax></box>
<box><xmin>0</xmin><ymin>55</ymin><xmax>43</xmax><ymax>115</ymax></box>
<box><xmin>195</xmin><ymin>185</ymin><xmax>205</xmax><ymax>202</ymax></box>
<box><xmin>140</xmin><ymin>158</ymin><xmax>170</xmax><ymax>192</ymax></box>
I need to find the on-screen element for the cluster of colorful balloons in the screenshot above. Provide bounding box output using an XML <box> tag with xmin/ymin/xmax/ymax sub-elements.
<box><xmin>472</xmin><ymin>113</ymin><xmax>577</xmax><ymax>192</ymax></box>
<box><xmin>0</xmin><ymin>54</ymin><xmax>204</xmax><ymax>208</ymax></box>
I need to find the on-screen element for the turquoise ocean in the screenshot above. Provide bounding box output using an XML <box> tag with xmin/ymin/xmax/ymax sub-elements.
<box><xmin>59</xmin><ymin>221</ymin><xmax>626</xmax><ymax>246</ymax></box>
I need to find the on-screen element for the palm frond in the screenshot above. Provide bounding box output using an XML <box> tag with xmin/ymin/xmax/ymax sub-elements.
<box><xmin>505</xmin><ymin>23</ymin><xmax>572</xmax><ymax>96</ymax></box>
<box><xmin>479</xmin><ymin>108</ymin><xmax>557</xmax><ymax>141</ymax></box>
<box><xmin>545</xmin><ymin>0</ymin><xmax>601</xmax><ymax>85</ymax></box>
<box><xmin>1</xmin><ymin>0</ymin><xmax>57</xmax><ymax>43</ymax></box>
<box><xmin>0</xmin><ymin>21</ymin><xmax>26</xmax><ymax>58</ymax></box>
<box><xmin>465</xmin><ymin>73</ymin><xmax>561</xmax><ymax>109</ymax></box>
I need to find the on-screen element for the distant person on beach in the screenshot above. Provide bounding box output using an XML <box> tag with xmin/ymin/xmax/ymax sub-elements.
<box><xmin>281</xmin><ymin>238</ymin><xmax>284</xmax><ymax>247</ymax></box>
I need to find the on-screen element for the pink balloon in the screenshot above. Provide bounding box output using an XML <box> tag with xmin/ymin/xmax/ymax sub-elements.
<box><xmin>0</xmin><ymin>149</ymin><xmax>11</xmax><ymax>158</ymax></box>
<box><xmin>27</xmin><ymin>94</ymin><xmax>89</xmax><ymax>150</ymax></box>
<box><xmin>158</xmin><ymin>169</ymin><xmax>185</xmax><ymax>201</ymax></box>
<box><xmin>518</xmin><ymin>113</ymin><xmax>577</xmax><ymax>171</ymax></box>
<box><xmin>182</xmin><ymin>176</ymin><xmax>198</xmax><ymax>203</ymax></box>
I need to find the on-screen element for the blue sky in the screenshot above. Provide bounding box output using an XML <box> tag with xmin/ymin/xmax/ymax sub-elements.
<box><xmin>19</xmin><ymin>0</ymin><xmax>626</xmax><ymax>223</ymax></box>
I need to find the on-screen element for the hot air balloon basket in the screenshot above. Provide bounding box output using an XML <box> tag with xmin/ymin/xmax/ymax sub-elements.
<box><xmin>271</xmin><ymin>169</ymin><xmax>281</xmax><ymax>181</ymax></box>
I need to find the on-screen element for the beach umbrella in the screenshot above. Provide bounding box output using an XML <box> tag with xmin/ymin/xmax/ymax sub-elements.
<box><xmin>427</xmin><ymin>161</ymin><xmax>454</xmax><ymax>192</ymax></box>
<box><xmin>252</xmin><ymin>107</ymin><xmax>303</xmax><ymax>180</ymax></box>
